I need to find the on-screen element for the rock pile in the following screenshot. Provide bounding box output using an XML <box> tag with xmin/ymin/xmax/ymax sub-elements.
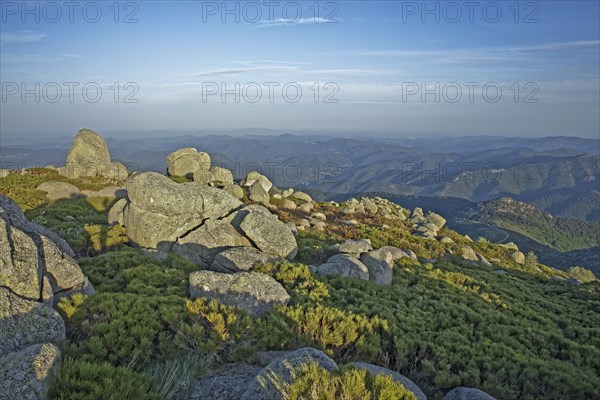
<box><xmin>0</xmin><ymin>194</ymin><xmax>92</xmax><ymax>399</ymax></box>
<box><xmin>110</xmin><ymin>172</ymin><xmax>298</xmax><ymax>270</ymax></box>
<box><xmin>58</xmin><ymin>128</ymin><xmax>128</xmax><ymax>181</ymax></box>
<box><xmin>316</xmin><ymin>239</ymin><xmax>411</xmax><ymax>285</ymax></box>
<box><xmin>340</xmin><ymin>197</ymin><xmax>408</xmax><ymax>220</ymax></box>
<box><xmin>410</xmin><ymin>208</ymin><xmax>447</xmax><ymax>240</ymax></box>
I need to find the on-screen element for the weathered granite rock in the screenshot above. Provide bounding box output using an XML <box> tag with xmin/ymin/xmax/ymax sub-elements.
<box><xmin>360</xmin><ymin>248</ymin><xmax>394</xmax><ymax>285</ymax></box>
<box><xmin>211</xmin><ymin>247</ymin><xmax>284</xmax><ymax>273</ymax></box>
<box><xmin>241</xmin><ymin>348</ymin><xmax>337</xmax><ymax>400</ymax></box>
<box><xmin>351</xmin><ymin>362</ymin><xmax>427</xmax><ymax>400</ymax></box>
<box><xmin>189</xmin><ymin>271</ymin><xmax>290</xmax><ymax>317</ymax></box>
<box><xmin>0</xmin><ymin>287</ymin><xmax>65</xmax><ymax>354</ymax></box>
<box><xmin>0</xmin><ymin>343</ymin><xmax>61</xmax><ymax>400</ymax></box>
<box><xmin>36</xmin><ymin>181</ymin><xmax>81</xmax><ymax>200</ymax></box>
<box><xmin>191</xmin><ymin>364</ymin><xmax>262</xmax><ymax>400</ymax></box>
<box><xmin>318</xmin><ymin>254</ymin><xmax>369</xmax><ymax>280</ymax></box>
<box><xmin>167</xmin><ymin>148</ymin><xmax>211</xmax><ymax>177</ymax></box>
<box><xmin>442</xmin><ymin>387</ymin><xmax>497</xmax><ymax>400</ymax></box>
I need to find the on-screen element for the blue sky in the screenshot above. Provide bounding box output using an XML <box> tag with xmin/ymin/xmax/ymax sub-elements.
<box><xmin>1</xmin><ymin>1</ymin><xmax>599</xmax><ymax>138</ymax></box>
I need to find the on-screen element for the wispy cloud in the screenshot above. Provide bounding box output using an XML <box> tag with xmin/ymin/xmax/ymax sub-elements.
<box><xmin>508</xmin><ymin>40</ymin><xmax>600</xmax><ymax>52</ymax></box>
<box><xmin>59</xmin><ymin>53</ymin><xmax>83</xmax><ymax>59</ymax></box>
<box><xmin>0</xmin><ymin>30</ymin><xmax>47</xmax><ymax>44</ymax></box>
<box><xmin>342</xmin><ymin>40</ymin><xmax>600</xmax><ymax>62</ymax></box>
<box><xmin>192</xmin><ymin>65</ymin><xmax>300</xmax><ymax>77</ymax></box>
<box><xmin>256</xmin><ymin>17</ymin><xmax>339</xmax><ymax>28</ymax></box>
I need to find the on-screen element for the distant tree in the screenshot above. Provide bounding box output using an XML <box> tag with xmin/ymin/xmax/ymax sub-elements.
<box><xmin>567</xmin><ymin>266</ymin><xmax>597</xmax><ymax>283</ymax></box>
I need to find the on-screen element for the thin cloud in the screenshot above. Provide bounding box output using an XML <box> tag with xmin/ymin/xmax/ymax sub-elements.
<box><xmin>256</xmin><ymin>17</ymin><xmax>339</xmax><ymax>28</ymax></box>
<box><xmin>59</xmin><ymin>53</ymin><xmax>83</xmax><ymax>59</ymax></box>
<box><xmin>0</xmin><ymin>30</ymin><xmax>47</xmax><ymax>44</ymax></box>
<box><xmin>192</xmin><ymin>65</ymin><xmax>299</xmax><ymax>77</ymax></box>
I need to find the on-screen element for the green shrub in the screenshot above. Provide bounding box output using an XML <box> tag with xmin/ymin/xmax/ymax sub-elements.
<box><xmin>176</xmin><ymin>298</ymin><xmax>254</xmax><ymax>360</ymax></box>
<box><xmin>255</xmin><ymin>262</ymin><xmax>329</xmax><ymax>303</ymax></box>
<box><xmin>49</xmin><ymin>358</ymin><xmax>160</xmax><ymax>400</ymax></box>
<box><xmin>79</xmin><ymin>248</ymin><xmax>194</xmax><ymax>295</ymax></box>
<box><xmin>256</xmin><ymin>303</ymin><xmax>390</xmax><ymax>362</ymax></box>
<box><xmin>62</xmin><ymin>293</ymin><xmax>187</xmax><ymax>365</ymax></box>
<box><xmin>281</xmin><ymin>363</ymin><xmax>417</xmax><ymax>400</ymax></box>
<box><xmin>567</xmin><ymin>266</ymin><xmax>597</xmax><ymax>282</ymax></box>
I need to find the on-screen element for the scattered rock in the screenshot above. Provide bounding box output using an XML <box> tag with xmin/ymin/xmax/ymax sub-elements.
<box><xmin>461</xmin><ymin>246</ymin><xmax>478</xmax><ymax>262</ymax></box>
<box><xmin>281</xmin><ymin>199</ymin><xmax>296</xmax><ymax>210</ymax></box>
<box><xmin>360</xmin><ymin>248</ymin><xmax>394</xmax><ymax>285</ymax></box>
<box><xmin>241</xmin><ymin>348</ymin><xmax>337</xmax><ymax>400</ymax></box>
<box><xmin>439</xmin><ymin>236</ymin><xmax>455</xmax><ymax>244</ymax></box>
<box><xmin>211</xmin><ymin>247</ymin><xmax>283</xmax><ymax>273</ymax></box>
<box><xmin>495</xmin><ymin>269</ymin><xmax>508</xmax><ymax>275</ymax></box>
<box><xmin>290</xmin><ymin>191</ymin><xmax>312</xmax><ymax>204</ymax></box>
<box><xmin>297</xmin><ymin>203</ymin><xmax>313</xmax><ymax>213</ymax></box>
<box><xmin>0</xmin><ymin>343</ymin><xmax>61</xmax><ymax>400</ymax></box>
<box><xmin>476</xmin><ymin>253</ymin><xmax>492</xmax><ymax>267</ymax></box>
<box><xmin>442</xmin><ymin>387</ymin><xmax>497</xmax><ymax>400</ymax></box>
<box><xmin>318</xmin><ymin>254</ymin><xmax>369</xmax><ymax>280</ymax></box>
<box><xmin>93</xmin><ymin>186</ymin><xmax>127</xmax><ymax>198</ymax></box>
<box><xmin>310</xmin><ymin>212</ymin><xmax>326</xmax><ymax>221</ymax></box>
<box><xmin>210</xmin><ymin>166</ymin><xmax>234</xmax><ymax>184</ymax></box>
<box><xmin>338</xmin><ymin>239</ymin><xmax>373</xmax><ymax>255</ymax></box>
<box><xmin>247</xmin><ymin>181</ymin><xmax>271</xmax><ymax>205</ymax></box>
<box><xmin>189</xmin><ymin>271</ymin><xmax>290</xmax><ymax>317</ymax></box>
<box><xmin>241</xmin><ymin>171</ymin><xmax>273</xmax><ymax>193</ymax></box>
<box><xmin>565</xmin><ymin>277</ymin><xmax>583</xmax><ymax>286</ymax></box>
<box><xmin>192</xmin><ymin>364</ymin><xmax>262</xmax><ymax>400</ymax></box>
<box><xmin>36</xmin><ymin>181</ymin><xmax>81</xmax><ymax>200</ymax></box>
<box><xmin>379</xmin><ymin>246</ymin><xmax>409</xmax><ymax>261</ymax></box>
<box><xmin>236</xmin><ymin>205</ymin><xmax>298</xmax><ymax>259</ymax></box>
<box><xmin>58</xmin><ymin>128</ymin><xmax>127</xmax><ymax>181</ymax></box>
<box><xmin>167</xmin><ymin>148</ymin><xmax>211</xmax><ymax>177</ymax></box>
<box><xmin>510</xmin><ymin>251</ymin><xmax>526</xmax><ymax>264</ymax></box>
<box><xmin>107</xmin><ymin>198</ymin><xmax>127</xmax><ymax>226</ymax></box>
<box><xmin>0</xmin><ymin>287</ymin><xmax>65</xmax><ymax>354</ymax></box>
<box><xmin>0</xmin><ymin>169</ymin><xmax>9</xmax><ymax>178</ymax></box>
<box><xmin>222</xmin><ymin>183</ymin><xmax>245</xmax><ymax>200</ymax></box>
<box><xmin>351</xmin><ymin>362</ymin><xmax>427</xmax><ymax>400</ymax></box>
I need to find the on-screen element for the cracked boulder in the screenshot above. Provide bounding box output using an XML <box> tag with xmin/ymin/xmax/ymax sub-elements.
<box><xmin>211</xmin><ymin>247</ymin><xmax>283</xmax><ymax>273</ymax></box>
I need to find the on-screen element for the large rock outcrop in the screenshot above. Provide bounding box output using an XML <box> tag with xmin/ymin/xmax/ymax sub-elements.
<box><xmin>189</xmin><ymin>270</ymin><xmax>290</xmax><ymax>317</ymax></box>
<box><xmin>0</xmin><ymin>194</ymin><xmax>92</xmax><ymax>400</ymax></box>
<box><xmin>58</xmin><ymin>129</ymin><xmax>128</xmax><ymax>181</ymax></box>
<box><xmin>0</xmin><ymin>195</ymin><xmax>92</xmax><ymax>302</ymax></box>
<box><xmin>114</xmin><ymin>172</ymin><xmax>297</xmax><ymax>268</ymax></box>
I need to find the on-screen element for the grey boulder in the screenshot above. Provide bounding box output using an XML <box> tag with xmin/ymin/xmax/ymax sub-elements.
<box><xmin>241</xmin><ymin>348</ymin><xmax>337</xmax><ymax>400</ymax></box>
<box><xmin>351</xmin><ymin>362</ymin><xmax>426</xmax><ymax>400</ymax></box>
<box><xmin>189</xmin><ymin>270</ymin><xmax>290</xmax><ymax>317</ymax></box>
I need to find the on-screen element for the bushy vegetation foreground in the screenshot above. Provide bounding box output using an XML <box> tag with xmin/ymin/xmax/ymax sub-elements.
<box><xmin>1</xmin><ymin>170</ymin><xmax>599</xmax><ymax>400</ymax></box>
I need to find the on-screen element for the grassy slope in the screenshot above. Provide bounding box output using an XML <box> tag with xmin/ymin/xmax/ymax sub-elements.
<box><xmin>1</xmin><ymin>171</ymin><xmax>599</xmax><ymax>400</ymax></box>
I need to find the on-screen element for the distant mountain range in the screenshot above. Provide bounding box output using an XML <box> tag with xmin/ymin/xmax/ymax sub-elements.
<box><xmin>2</xmin><ymin>133</ymin><xmax>597</xmax><ymax>221</ymax></box>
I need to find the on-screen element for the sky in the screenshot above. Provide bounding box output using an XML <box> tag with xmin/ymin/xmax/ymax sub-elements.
<box><xmin>1</xmin><ymin>0</ymin><xmax>599</xmax><ymax>138</ymax></box>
